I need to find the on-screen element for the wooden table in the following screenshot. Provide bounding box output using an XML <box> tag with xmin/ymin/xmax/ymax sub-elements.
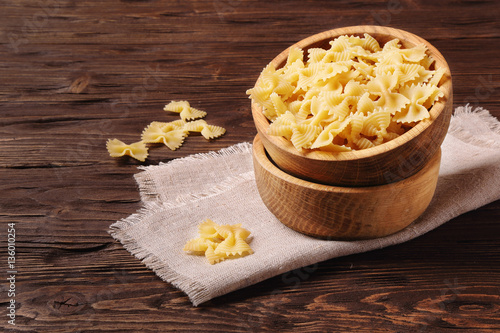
<box><xmin>2</xmin><ymin>1</ymin><xmax>499</xmax><ymax>331</ymax></box>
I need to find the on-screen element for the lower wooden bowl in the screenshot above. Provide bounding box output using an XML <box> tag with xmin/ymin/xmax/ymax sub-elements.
<box><xmin>253</xmin><ymin>135</ymin><xmax>441</xmax><ymax>239</ymax></box>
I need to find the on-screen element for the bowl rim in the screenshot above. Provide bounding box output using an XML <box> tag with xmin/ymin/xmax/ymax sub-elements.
<box><xmin>251</xmin><ymin>25</ymin><xmax>452</xmax><ymax>162</ymax></box>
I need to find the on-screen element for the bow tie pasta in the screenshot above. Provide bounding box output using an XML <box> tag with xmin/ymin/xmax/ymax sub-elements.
<box><xmin>183</xmin><ymin>219</ymin><xmax>253</xmax><ymax>265</ymax></box>
<box><xmin>247</xmin><ymin>33</ymin><xmax>446</xmax><ymax>151</ymax></box>
<box><xmin>106</xmin><ymin>139</ymin><xmax>149</xmax><ymax>162</ymax></box>
<box><xmin>107</xmin><ymin>101</ymin><xmax>226</xmax><ymax>162</ymax></box>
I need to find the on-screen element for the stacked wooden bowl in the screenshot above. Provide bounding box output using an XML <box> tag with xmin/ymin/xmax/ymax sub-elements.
<box><xmin>251</xmin><ymin>26</ymin><xmax>453</xmax><ymax>239</ymax></box>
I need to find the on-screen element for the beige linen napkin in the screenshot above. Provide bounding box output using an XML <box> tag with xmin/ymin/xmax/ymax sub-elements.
<box><xmin>109</xmin><ymin>105</ymin><xmax>500</xmax><ymax>306</ymax></box>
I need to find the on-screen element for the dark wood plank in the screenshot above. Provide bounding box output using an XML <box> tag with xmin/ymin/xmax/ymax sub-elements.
<box><xmin>1</xmin><ymin>0</ymin><xmax>499</xmax><ymax>331</ymax></box>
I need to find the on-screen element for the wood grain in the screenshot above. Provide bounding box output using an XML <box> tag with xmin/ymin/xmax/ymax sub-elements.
<box><xmin>1</xmin><ymin>0</ymin><xmax>499</xmax><ymax>332</ymax></box>
<box><xmin>253</xmin><ymin>135</ymin><xmax>441</xmax><ymax>239</ymax></box>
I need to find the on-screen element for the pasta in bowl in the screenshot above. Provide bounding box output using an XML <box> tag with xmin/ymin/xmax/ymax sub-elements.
<box><xmin>249</xmin><ymin>25</ymin><xmax>452</xmax><ymax>186</ymax></box>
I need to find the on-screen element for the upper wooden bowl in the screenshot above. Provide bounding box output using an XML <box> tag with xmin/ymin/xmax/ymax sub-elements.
<box><xmin>251</xmin><ymin>25</ymin><xmax>452</xmax><ymax>186</ymax></box>
<box><xmin>253</xmin><ymin>135</ymin><xmax>441</xmax><ymax>239</ymax></box>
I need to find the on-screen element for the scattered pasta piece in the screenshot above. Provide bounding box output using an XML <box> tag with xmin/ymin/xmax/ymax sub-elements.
<box><xmin>164</xmin><ymin>100</ymin><xmax>207</xmax><ymax>121</ymax></box>
<box><xmin>106</xmin><ymin>139</ymin><xmax>149</xmax><ymax>162</ymax></box>
<box><xmin>183</xmin><ymin>219</ymin><xmax>253</xmax><ymax>265</ymax></box>
<box><xmin>141</xmin><ymin>121</ymin><xmax>188</xmax><ymax>150</ymax></box>
<box><xmin>107</xmin><ymin>102</ymin><xmax>225</xmax><ymax>161</ymax></box>
<box><xmin>185</xmin><ymin>119</ymin><xmax>226</xmax><ymax>140</ymax></box>
<box><xmin>247</xmin><ymin>33</ymin><xmax>446</xmax><ymax>151</ymax></box>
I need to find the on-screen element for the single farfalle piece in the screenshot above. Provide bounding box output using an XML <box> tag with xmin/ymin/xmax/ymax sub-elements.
<box><xmin>215</xmin><ymin>235</ymin><xmax>253</xmax><ymax>257</ymax></box>
<box><xmin>183</xmin><ymin>219</ymin><xmax>253</xmax><ymax>265</ymax></box>
<box><xmin>163</xmin><ymin>100</ymin><xmax>207</xmax><ymax>121</ymax></box>
<box><xmin>366</xmin><ymin>72</ymin><xmax>410</xmax><ymax>115</ymax></box>
<box><xmin>184</xmin><ymin>119</ymin><xmax>226</xmax><ymax>140</ymax></box>
<box><xmin>393</xmin><ymin>83</ymin><xmax>437</xmax><ymax>123</ymax></box>
<box><xmin>213</xmin><ymin>224</ymin><xmax>253</xmax><ymax>257</ymax></box>
<box><xmin>141</xmin><ymin>121</ymin><xmax>188</xmax><ymax>151</ymax></box>
<box><xmin>106</xmin><ymin>139</ymin><xmax>148</xmax><ymax>162</ymax></box>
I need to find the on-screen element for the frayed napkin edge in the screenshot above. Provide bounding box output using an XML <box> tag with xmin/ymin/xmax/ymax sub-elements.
<box><xmin>449</xmin><ymin>104</ymin><xmax>500</xmax><ymax>148</ymax></box>
<box><xmin>108</xmin><ymin>204</ymin><xmax>211</xmax><ymax>306</ymax></box>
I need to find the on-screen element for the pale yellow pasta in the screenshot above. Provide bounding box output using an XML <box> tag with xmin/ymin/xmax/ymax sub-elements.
<box><xmin>286</xmin><ymin>47</ymin><xmax>304</xmax><ymax>67</ymax></box>
<box><xmin>248</xmin><ymin>85</ymin><xmax>277</xmax><ymax>120</ymax></box>
<box><xmin>361</xmin><ymin>33</ymin><xmax>382</xmax><ymax>53</ymax></box>
<box><xmin>395</xmin><ymin>63</ymin><xmax>423</xmax><ymax>85</ymax></box>
<box><xmin>156</xmin><ymin>119</ymin><xmax>187</xmax><ymax>131</ymax></box>
<box><xmin>215</xmin><ymin>236</ymin><xmax>253</xmax><ymax>256</ymax></box>
<box><xmin>362</xmin><ymin>110</ymin><xmax>391</xmax><ymax>137</ymax></box>
<box><xmin>423</xmin><ymin>84</ymin><xmax>444</xmax><ymax>110</ymax></box>
<box><xmin>184</xmin><ymin>219</ymin><xmax>253</xmax><ymax>265</ymax></box>
<box><xmin>356</xmin><ymin>92</ymin><xmax>376</xmax><ymax>115</ymax></box>
<box><xmin>311</xmin><ymin>117</ymin><xmax>351</xmax><ymax>149</ymax></box>
<box><xmin>428</xmin><ymin>67</ymin><xmax>446</xmax><ymax>87</ymax></box>
<box><xmin>106</xmin><ymin>139</ymin><xmax>148</xmax><ymax>162</ymax></box>
<box><xmin>184</xmin><ymin>119</ymin><xmax>226</xmax><ymax>140</ymax></box>
<box><xmin>142</xmin><ymin>120</ymin><xmax>186</xmax><ymax>137</ymax></box>
<box><xmin>197</xmin><ymin>219</ymin><xmax>219</xmax><ymax>239</ymax></box>
<box><xmin>213</xmin><ymin>224</ymin><xmax>253</xmax><ymax>256</ymax></box>
<box><xmin>107</xmin><ymin>100</ymin><xmax>226</xmax><ymax>161</ymax></box>
<box><xmin>303</xmin><ymin>97</ymin><xmax>333</xmax><ymax>127</ymax></box>
<box><xmin>307</xmin><ymin>47</ymin><xmax>328</xmax><ymax>63</ymax></box>
<box><xmin>231</xmin><ymin>223</ymin><xmax>251</xmax><ymax>240</ymax></box>
<box><xmin>394</xmin><ymin>83</ymin><xmax>442</xmax><ymax>123</ymax></box>
<box><xmin>290</xmin><ymin>124</ymin><xmax>322</xmax><ymax>150</ymax></box>
<box><xmin>405</xmin><ymin>66</ymin><xmax>434</xmax><ymax>85</ymax></box>
<box><xmin>204</xmin><ymin>244</ymin><xmax>228</xmax><ymax>265</ymax></box>
<box><xmin>270</xmin><ymin>92</ymin><xmax>288</xmax><ymax>117</ymax></box>
<box><xmin>247</xmin><ymin>33</ymin><xmax>446</xmax><ymax>151</ymax></box>
<box><xmin>141</xmin><ymin>122</ymin><xmax>188</xmax><ymax>151</ymax></box>
<box><xmin>183</xmin><ymin>237</ymin><xmax>218</xmax><ymax>252</ymax></box>
<box><xmin>268</xmin><ymin>111</ymin><xmax>322</xmax><ymax>150</ymax></box>
<box><xmin>164</xmin><ymin>130</ymin><xmax>189</xmax><ymax>150</ymax></box>
<box><xmin>163</xmin><ymin>100</ymin><xmax>207</xmax><ymax>121</ymax></box>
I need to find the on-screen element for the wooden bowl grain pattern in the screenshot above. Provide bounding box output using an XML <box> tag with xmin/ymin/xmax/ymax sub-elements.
<box><xmin>253</xmin><ymin>135</ymin><xmax>441</xmax><ymax>240</ymax></box>
<box><xmin>252</xmin><ymin>25</ymin><xmax>452</xmax><ymax>186</ymax></box>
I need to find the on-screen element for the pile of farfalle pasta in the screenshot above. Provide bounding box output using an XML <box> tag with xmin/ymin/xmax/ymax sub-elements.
<box><xmin>106</xmin><ymin>101</ymin><xmax>226</xmax><ymax>161</ymax></box>
<box><xmin>247</xmin><ymin>33</ymin><xmax>446</xmax><ymax>151</ymax></box>
<box><xmin>183</xmin><ymin>219</ymin><xmax>253</xmax><ymax>265</ymax></box>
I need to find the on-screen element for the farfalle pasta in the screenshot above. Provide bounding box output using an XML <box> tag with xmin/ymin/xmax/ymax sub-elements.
<box><xmin>106</xmin><ymin>139</ymin><xmax>149</xmax><ymax>162</ymax></box>
<box><xmin>247</xmin><ymin>33</ymin><xmax>445</xmax><ymax>151</ymax></box>
<box><xmin>141</xmin><ymin>120</ymin><xmax>188</xmax><ymax>151</ymax></box>
<box><xmin>185</xmin><ymin>119</ymin><xmax>227</xmax><ymax>140</ymax></box>
<box><xmin>107</xmin><ymin>101</ymin><xmax>226</xmax><ymax>161</ymax></box>
<box><xmin>183</xmin><ymin>219</ymin><xmax>253</xmax><ymax>265</ymax></box>
<box><xmin>163</xmin><ymin>100</ymin><xmax>207</xmax><ymax>121</ymax></box>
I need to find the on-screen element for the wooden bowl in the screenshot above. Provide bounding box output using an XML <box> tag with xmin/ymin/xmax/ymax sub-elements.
<box><xmin>253</xmin><ymin>135</ymin><xmax>441</xmax><ymax>239</ymax></box>
<box><xmin>251</xmin><ymin>25</ymin><xmax>452</xmax><ymax>186</ymax></box>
